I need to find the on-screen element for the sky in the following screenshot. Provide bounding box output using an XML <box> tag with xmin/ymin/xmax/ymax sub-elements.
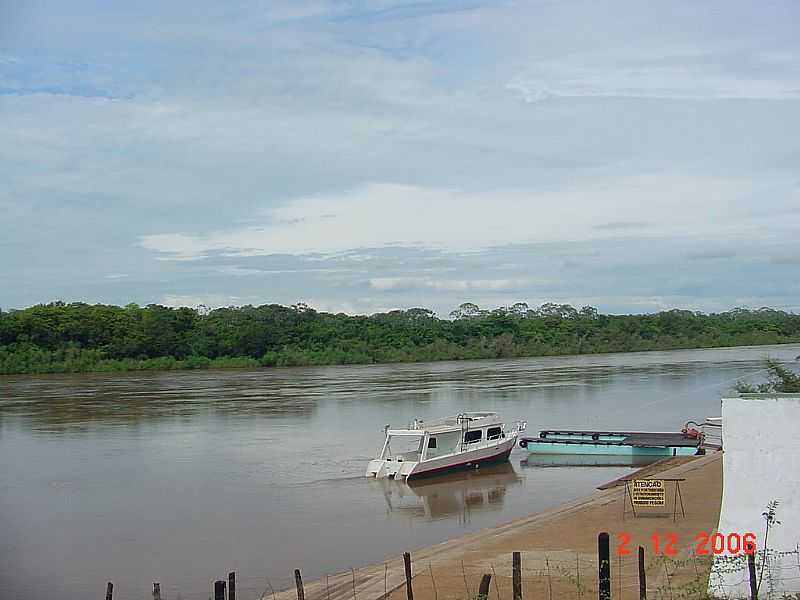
<box><xmin>2</xmin><ymin>0</ymin><xmax>799</xmax><ymax>317</ymax></box>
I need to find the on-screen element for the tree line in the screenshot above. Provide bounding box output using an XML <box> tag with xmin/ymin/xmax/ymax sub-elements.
<box><xmin>0</xmin><ymin>301</ymin><xmax>799</xmax><ymax>374</ymax></box>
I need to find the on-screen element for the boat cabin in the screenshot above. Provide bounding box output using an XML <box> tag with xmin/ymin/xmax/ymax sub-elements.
<box><xmin>379</xmin><ymin>412</ymin><xmax>510</xmax><ymax>463</ymax></box>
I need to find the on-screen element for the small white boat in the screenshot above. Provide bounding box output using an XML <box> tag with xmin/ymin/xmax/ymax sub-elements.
<box><xmin>365</xmin><ymin>412</ymin><xmax>526</xmax><ymax>481</ymax></box>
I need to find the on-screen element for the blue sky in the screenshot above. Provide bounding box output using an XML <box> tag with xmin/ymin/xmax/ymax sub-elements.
<box><xmin>2</xmin><ymin>0</ymin><xmax>799</xmax><ymax>316</ymax></box>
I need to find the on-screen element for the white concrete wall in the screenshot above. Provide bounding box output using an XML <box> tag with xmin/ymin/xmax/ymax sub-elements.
<box><xmin>709</xmin><ymin>395</ymin><xmax>800</xmax><ymax>599</ymax></box>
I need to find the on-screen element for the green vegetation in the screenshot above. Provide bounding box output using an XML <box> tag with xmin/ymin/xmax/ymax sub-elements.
<box><xmin>1</xmin><ymin>301</ymin><xmax>799</xmax><ymax>375</ymax></box>
<box><xmin>735</xmin><ymin>358</ymin><xmax>800</xmax><ymax>393</ymax></box>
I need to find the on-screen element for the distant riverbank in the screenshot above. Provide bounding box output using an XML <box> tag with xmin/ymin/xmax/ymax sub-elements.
<box><xmin>3</xmin><ymin>337</ymin><xmax>799</xmax><ymax>376</ymax></box>
<box><xmin>1</xmin><ymin>301</ymin><xmax>798</xmax><ymax>374</ymax></box>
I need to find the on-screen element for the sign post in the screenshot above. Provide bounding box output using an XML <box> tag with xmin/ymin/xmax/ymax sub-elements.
<box><xmin>631</xmin><ymin>479</ymin><xmax>666</xmax><ymax>506</ymax></box>
<box><xmin>622</xmin><ymin>478</ymin><xmax>685</xmax><ymax>520</ymax></box>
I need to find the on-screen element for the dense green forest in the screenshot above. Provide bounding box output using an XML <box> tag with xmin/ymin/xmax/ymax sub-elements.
<box><xmin>0</xmin><ymin>301</ymin><xmax>799</xmax><ymax>374</ymax></box>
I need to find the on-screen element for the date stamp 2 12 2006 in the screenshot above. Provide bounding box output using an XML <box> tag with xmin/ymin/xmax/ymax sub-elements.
<box><xmin>616</xmin><ymin>532</ymin><xmax>757</xmax><ymax>556</ymax></box>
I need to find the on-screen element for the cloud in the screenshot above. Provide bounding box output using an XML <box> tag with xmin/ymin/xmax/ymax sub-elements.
<box><xmin>215</xmin><ymin>266</ymin><xmax>266</xmax><ymax>276</ymax></box>
<box><xmin>139</xmin><ymin>175</ymin><xmax>760</xmax><ymax>260</ymax></box>
<box><xmin>160</xmin><ymin>294</ymin><xmax>249</xmax><ymax>308</ymax></box>
<box><xmin>593</xmin><ymin>221</ymin><xmax>650</xmax><ymax>231</ymax></box>
<box><xmin>302</xmin><ymin>297</ymin><xmax>399</xmax><ymax>315</ymax></box>
<box><xmin>687</xmin><ymin>250</ymin><xmax>737</xmax><ymax>260</ymax></box>
<box><xmin>3</xmin><ymin>0</ymin><xmax>800</xmax><ymax>318</ymax></box>
<box><xmin>770</xmin><ymin>256</ymin><xmax>800</xmax><ymax>265</ymax></box>
<box><xmin>506</xmin><ymin>66</ymin><xmax>800</xmax><ymax>102</ymax></box>
<box><xmin>331</xmin><ymin>0</ymin><xmax>491</xmax><ymax>24</ymax></box>
<box><xmin>214</xmin><ymin>265</ymin><xmax>356</xmax><ymax>276</ymax></box>
<box><xmin>369</xmin><ymin>277</ymin><xmax>529</xmax><ymax>292</ymax></box>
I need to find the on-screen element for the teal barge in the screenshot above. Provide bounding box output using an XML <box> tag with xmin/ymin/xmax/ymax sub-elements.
<box><xmin>519</xmin><ymin>428</ymin><xmax>704</xmax><ymax>457</ymax></box>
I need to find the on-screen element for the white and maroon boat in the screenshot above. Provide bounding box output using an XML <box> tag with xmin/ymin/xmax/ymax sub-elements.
<box><xmin>365</xmin><ymin>412</ymin><xmax>526</xmax><ymax>481</ymax></box>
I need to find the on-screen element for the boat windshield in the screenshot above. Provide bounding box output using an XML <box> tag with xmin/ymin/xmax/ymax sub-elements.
<box><xmin>384</xmin><ymin>434</ymin><xmax>424</xmax><ymax>461</ymax></box>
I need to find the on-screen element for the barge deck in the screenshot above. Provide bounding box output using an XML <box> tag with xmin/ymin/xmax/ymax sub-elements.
<box><xmin>519</xmin><ymin>429</ymin><xmax>705</xmax><ymax>456</ymax></box>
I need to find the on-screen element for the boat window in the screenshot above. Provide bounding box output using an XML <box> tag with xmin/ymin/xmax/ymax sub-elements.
<box><xmin>427</xmin><ymin>437</ymin><xmax>437</xmax><ymax>448</ymax></box>
<box><xmin>464</xmin><ymin>430</ymin><xmax>482</xmax><ymax>444</ymax></box>
<box><xmin>487</xmin><ymin>427</ymin><xmax>503</xmax><ymax>440</ymax></box>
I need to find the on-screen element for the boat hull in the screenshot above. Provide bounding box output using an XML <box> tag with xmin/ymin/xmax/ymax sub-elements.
<box><xmin>406</xmin><ymin>436</ymin><xmax>517</xmax><ymax>481</ymax></box>
<box><xmin>522</xmin><ymin>440</ymin><xmax>698</xmax><ymax>457</ymax></box>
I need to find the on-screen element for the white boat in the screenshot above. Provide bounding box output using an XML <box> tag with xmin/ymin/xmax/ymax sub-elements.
<box><xmin>365</xmin><ymin>412</ymin><xmax>526</xmax><ymax>481</ymax></box>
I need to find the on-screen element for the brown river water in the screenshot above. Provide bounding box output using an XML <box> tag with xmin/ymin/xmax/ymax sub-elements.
<box><xmin>2</xmin><ymin>344</ymin><xmax>798</xmax><ymax>600</ymax></box>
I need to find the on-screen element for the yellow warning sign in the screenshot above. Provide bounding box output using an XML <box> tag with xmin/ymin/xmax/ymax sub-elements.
<box><xmin>631</xmin><ymin>479</ymin><xmax>666</xmax><ymax>506</ymax></box>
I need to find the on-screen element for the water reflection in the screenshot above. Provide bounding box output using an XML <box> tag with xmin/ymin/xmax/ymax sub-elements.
<box><xmin>371</xmin><ymin>463</ymin><xmax>522</xmax><ymax>522</ymax></box>
<box><xmin>3</xmin><ymin>343</ymin><xmax>798</xmax><ymax>434</ymax></box>
<box><xmin>520</xmin><ymin>454</ymin><xmax>664</xmax><ymax>468</ymax></box>
<box><xmin>0</xmin><ymin>370</ymin><xmax>319</xmax><ymax>432</ymax></box>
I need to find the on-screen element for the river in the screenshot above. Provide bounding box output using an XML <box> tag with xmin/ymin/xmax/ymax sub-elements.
<box><xmin>1</xmin><ymin>344</ymin><xmax>797</xmax><ymax>599</ymax></box>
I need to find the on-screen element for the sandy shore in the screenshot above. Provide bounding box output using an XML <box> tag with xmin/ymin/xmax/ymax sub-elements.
<box><xmin>266</xmin><ymin>453</ymin><xmax>722</xmax><ymax>600</ymax></box>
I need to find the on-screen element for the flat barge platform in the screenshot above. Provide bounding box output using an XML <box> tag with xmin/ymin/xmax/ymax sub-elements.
<box><xmin>519</xmin><ymin>429</ymin><xmax>705</xmax><ymax>457</ymax></box>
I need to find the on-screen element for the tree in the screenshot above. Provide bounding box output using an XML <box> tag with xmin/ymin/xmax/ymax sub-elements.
<box><xmin>536</xmin><ymin>303</ymin><xmax>578</xmax><ymax>319</ymax></box>
<box><xmin>508</xmin><ymin>302</ymin><xmax>530</xmax><ymax>318</ymax></box>
<box><xmin>291</xmin><ymin>302</ymin><xmax>314</xmax><ymax>314</ymax></box>
<box><xmin>405</xmin><ymin>308</ymin><xmax>436</xmax><ymax>320</ymax></box>
<box><xmin>449</xmin><ymin>302</ymin><xmax>486</xmax><ymax>320</ymax></box>
<box><xmin>1</xmin><ymin>301</ymin><xmax>800</xmax><ymax>374</ymax></box>
<box><xmin>734</xmin><ymin>358</ymin><xmax>800</xmax><ymax>393</ymax></box>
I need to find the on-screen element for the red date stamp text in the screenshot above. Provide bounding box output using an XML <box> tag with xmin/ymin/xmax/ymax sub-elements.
<box><xmin>616</xmin><ymin>532</ymin><xmax>757</xmax><ymax>556</ymax></box>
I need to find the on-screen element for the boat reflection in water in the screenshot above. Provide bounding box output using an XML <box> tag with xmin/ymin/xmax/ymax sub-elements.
<box><xmin>519</xmin><ymin>454</ymin><xmax>664</xmax><ymax>468</ymax></box>
<box><xmin>370</xmin><ymin>463</ymin><xmax>522</xmax><ymax>522</ymax></box>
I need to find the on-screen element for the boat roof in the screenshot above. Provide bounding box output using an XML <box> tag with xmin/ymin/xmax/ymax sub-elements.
<box><xmin>388</xmin><ymin>412</ymin><xmax>503</xmax><ymax>435</ymax></box>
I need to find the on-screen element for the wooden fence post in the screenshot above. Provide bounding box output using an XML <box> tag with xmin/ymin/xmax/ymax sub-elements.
<box><xmin>229</xmin><ymin>571</ymin><xmax>236</xmax><ymax>600</ymax></box>
<box><xmin>214</xmin><ymin>580</ymin><xmax>226</xmax><ymax>600</ymax></box>
<box><xmin>105</xmin><ymin>582</ymin><xmax>113</xmax><ymax>600</ymax></box>
<box><xmin>748</xmin><ymin>553</ymin><xmax>758</xmax><ymax>600</ymax></box>
<box><xmin>638</xmin><ymin>546</ymin><xmax>646</xmax><ymax>600</ymax></box>
<box><xmin>153</xmin><ymin>582</ymin><xmax>162</xmax><ymax>600</ymax></box>
<box><xmin>295</xmin><ymin>569</ymin><xmax>306</xmax><ymax>600</ymax></box>
<box><xmin>403</xmin><ymin>552</ymin><xmax>414</xmax><ymax>600</ymax></box>
<box><xmin>598</xmin><ymin>533</ymin><xmax>610</xmax><ymax>600</ymax></box>
<box><xmin>478</xmin><ymin>574</ymin><xmax>492</xmax><ymax>599</ymax></box>
<box><xmin>512</xmin><ymin>552</ymin><xmax>522</xmax><ymax>600</ymax></box>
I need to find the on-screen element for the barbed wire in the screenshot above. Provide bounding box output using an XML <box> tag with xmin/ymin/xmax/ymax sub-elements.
<box><xmin>95</xmin><ymin>541</ymin><xmax>800</xmax><ymax>600</ymax></box>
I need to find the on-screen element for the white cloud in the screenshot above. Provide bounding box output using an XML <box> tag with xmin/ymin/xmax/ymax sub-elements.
<box><xmin>214</xmin><ymin>265</ymin><xmax>357</xmax><ymax>276</ymax></box>
<box><xmin>369</xmin><ymin>277</ymin><xmax>529</xmax><ymax>292</ymax></box>
<box><xmin>139</xmin><ymin>174</ymin><xmax>761</xmax><ymax>260</ymax></box>
<box><xmin>4</xmin><ymin>0</ymin><xmax>800</xmax><ymax>317</ymax></box>
<box><xmin>160</xmin><ymin>294</ymin><xmax>249</xmax><ymax>308</ymax></box>
<box><xmin>506</xmin><ymin>65</ymin><xmax>800</xmax><ymax>102</ymax></box>
<box><xmin>302</xmin><ymin>297</ymin><xmax>399</xmax><ymax>315</ymax></box>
